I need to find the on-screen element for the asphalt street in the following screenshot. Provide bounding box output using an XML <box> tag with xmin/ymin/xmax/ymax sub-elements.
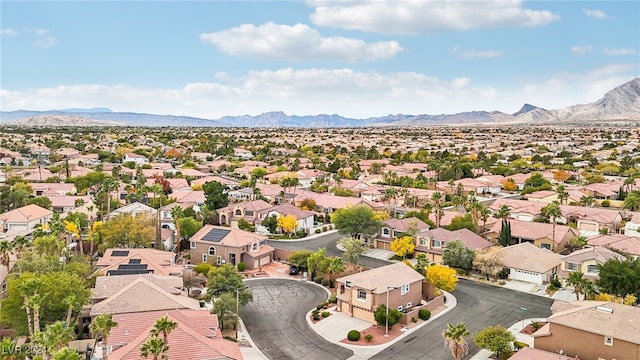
<box><xmin>241</xmin><ymin>278</ymin><xmax>354</xmax><ymax>360</ymax></box>
<box><xmin>258</xmin><ymin>232</ymin><xmax>555</xmax><ymax>360</ymax></box>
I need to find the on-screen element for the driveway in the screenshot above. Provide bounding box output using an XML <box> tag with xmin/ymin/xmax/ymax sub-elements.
<box><xmin>242</xmin><ymin>278</ymin><xmax>354</xmax><ymax>360</ymax></box>
<box><xmin>370</xmin><ymin>279</ymin><xmax>554</xmax><ymax>360</ymax></box>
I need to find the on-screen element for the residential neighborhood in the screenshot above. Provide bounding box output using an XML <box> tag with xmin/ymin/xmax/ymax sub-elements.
<box><xmin>0</xmin><ymin>124</ymin><xmax>639</xmax><ymax>360</ymax></box>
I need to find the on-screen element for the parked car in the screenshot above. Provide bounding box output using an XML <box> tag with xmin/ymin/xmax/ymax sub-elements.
<box><xmin>289</xmin><ymin>265</ymin><xmax>299</xmax><ymax>275</ymax></box>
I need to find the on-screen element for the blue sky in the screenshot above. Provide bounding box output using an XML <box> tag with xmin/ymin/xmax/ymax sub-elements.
<box><xmin>1</xmin><ymin>0</ymin><xmax>639</xmax><ymax>119</ymax></box>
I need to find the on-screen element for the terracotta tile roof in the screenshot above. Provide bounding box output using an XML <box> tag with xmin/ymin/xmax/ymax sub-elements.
<box><xmin>245</xmin><ymin>244</ymin><xmax>275</xmax><ymax>258</ymax></box>
<box><xmin>96</xmin><ymin>248</ymin><xmax>180</xmax><ymax>276</ymax></box>
<box><xmin>543</xmin><ymin>301</ymin><xmax>640</xmax><ymax>345</ymax></box>
<box><xmin>336</xmin><ymin>262</ymin><xmax>424</xmax><ymax>294</ymax></box>
<box><xmin>498</xmin><ymin>242</ymin><xmax>562</xmax><ymax>273</ymax></box>
<box><xmin>587</xmin><ymin>234</ymin><xmax>640</xmax><ymax>257</ymax></box>
<box><xmin>260</xmin><ymin>203</ymin><xmax>314</xmax><ymax>219</ymax></box>
<box><xmin>217</xmin><ymin>199</ymin><xmax>272</xmax><ymax>213</ymax></box>
<box><xmin>508</xmin><ymin>347</ymin><xmax>574</xmax><ymax>360</ymax></box>
<box><xmin>383</xmin><ymin>217</ymin><xmax>430</xmax><ymax>232</ymax></box>
<box><xmin>90</xmin><ymin>277</ymin><xmax>200</xmax><ymax>316</ymax></box>
<box><xmin>109</xmin><ymin>309</ymin><xmax>242</xmax><ymax>360</ymax></box>
<box><xmin>560</xmin><ymin>246</ymin><xmax>625</xmax><ymax>264</ymax></box>
<box><xmin>92</xmin><ymin>274</ymin><xmax>183</xmax><ymax>300</ymax></box>
<box><xmin>487</xmin><ymin>218</ymin><xmax>578</xmax><ymax>244</ymax></box>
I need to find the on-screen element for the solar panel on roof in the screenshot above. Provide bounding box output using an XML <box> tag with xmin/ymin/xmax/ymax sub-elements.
<box><xmin>117</xmin><ymin>264</ymin><xmax>149</xmax><ymax>270</ymax></box>
<box><xmin>112</xmin><ymin>250</ymin><xmax>130</xmax><ymax>257</ymax></box>
<box><xmin>107</xmin><ymin>269</ymin><xmax>153</xmax><ymax>276</ymax></box>
<box><xmin>201</xmin><ymin>228</ymin><xmax>231</xmax><ymax>243</ymax></box>
<box><xmin>128</xmin><ymin>259</ymin><xmax>142</xmax><ymax>264</ymax></box>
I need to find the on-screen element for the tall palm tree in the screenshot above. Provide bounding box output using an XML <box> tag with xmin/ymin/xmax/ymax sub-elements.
<box><xmin>556</xmin><ymin>184</ymin><xmax>569</xmax><ymax>205</ymax></box>
<box><xmin>90</xmin><ymin>314</ymin><xmax>118</xmax><ymax>360</ymax></box>
<box><xmin>140</xmin><ymin>336</ymin><xmax>168</xmax><ymax>360</ymax></box>
<box><xmin>542</xmin><ymin>201</ymin><xmax>562</xmax><ymax>244</ymax></box>
<box><xmin>431</xmin><ymin>192</ymin><xmax>443</xmax><ymax>228</ymax></box>
<box><xmin>496</xmin><ymin>204</ymin><xmax>511</xmax><ymax>219</ymax></box>
<box><xmin>38</xmin><ymin>320</ymin><xmax>75</xmax><ymax>356</ymax></box>
<box><xmin>171</xmin><ymin>206</ymin><xmax>184</xmax><ymax>253</ymax></box>
<box><xmin>0</xmin><ymin>240</ymin><xmax>14</xmax><ymax>267</ymax></box>
<box><xmin>150</xmin><ymin>316</ymin><xmax>177</xmax><ymax>344</ymax></box>
<box><xmin>566</xmin><ymin>271</ymin><xmax>586</xmax><ymax>300</ymax></box>
<box><xmin>442</xmin><ymin>322</ymin><xmax>471</xmax><ymax>360</ymax></box>
<box><xmin>11</xmin><ymin>235</ymin><xmax>29</xmax><ymax>256</ymax></box>
<box><xmin>63</xmin><ymin>295</ymin><xmax>80</xmax><ymax>329</ymax></box>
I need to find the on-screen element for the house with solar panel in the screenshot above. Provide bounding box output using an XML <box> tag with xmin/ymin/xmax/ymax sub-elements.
<box><xmin>188</xmin><ymin>225</ymin><xmax>275</xmax><ymax>269</ymax></box>
<box><xmin>95</xmin><ymin>248</ymin><xmax>182</xmax><ymax>276</ymax></box>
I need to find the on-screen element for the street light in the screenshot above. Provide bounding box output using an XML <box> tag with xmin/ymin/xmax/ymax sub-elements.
<box><xmin>385</xmin><ymin>286</ymin><xmax>398</xmax><ymax>337</ymax></box>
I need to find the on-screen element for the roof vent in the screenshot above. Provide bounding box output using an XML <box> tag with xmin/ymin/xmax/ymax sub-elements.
<box><xmin>596</xmin><ymin>306</ymin><xmax>613</xmax><ymax>313</ymax></box>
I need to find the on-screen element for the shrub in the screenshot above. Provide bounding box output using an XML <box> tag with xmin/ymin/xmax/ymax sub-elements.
<box><xmin>296</xmin><ymin>230</ymin><xmax>306</xmax><ymax>238</ymax></box>
<box><xmin>237</xmin><ymin>262</ymin><xmax>246</xmax><ymax>272</ymax></box>
<box><xmin>322</xmin><ymin>311</ymin><xmax>330</xmax><ymax>318</ymax></box>
<box><xmin>322</xmin><ymin>226</ymin><xmax>328</xmax><ymax>232</ymax></box>
<box><xmin>411</xmin><ymin>317</ymin><xmax>417</xmax><ymax>323</ymax></box>
<box><xmin>497</xmin><ymin>268</ymin><xmax>510</xmax><ymax>279</ymax></box>
<box><xmin>328</xmin><ymin>294</ymin><xmax>337</xmax><ymax>304</ymax></box>
<box><xmin>315</xmin><ymin>229</ymin><xmax>322</xmax><ymax>234</ymax></box>
<box><xmin>365</xmin><ymin>334</ymin><xmax>373</xmax><ymax>342</ymax></box>
<box><xmin>601</xmin><ymin>200</ymin><xmax>610</xmax><ymax>207</ymax></box>
<box><xmin>418</xmin><ymin>309</ymin><xmax>431</xmax><ymax>321</ymax></box>
<box><xmin>547</xmin><ymin>283</ymin><xmax>558</xmax><ymax>292</ymax></box>
<box><xmin>313</xmin><ymin>314</ymin><xmax>320</xmax><ymax>321</ymax></box>
<box><xmin>321</xmin><ymin>278</ymin><xmax>330</xmax><ymax>287</ymax></box>
<box><xmin>223</xmin><ymin>335</ymin><xmax>238</xmax><ymax>342</ymax></box>
<box><xmin>313</xmin><ymin>276</ymin><xmax>324</xmax><ymax>284</ymax></box>
<box><xmin>513</xmin><ymin>341</ymin><xmax>529</xmax><ymax>350</ymax></box>
<box><xmin>347</xmin><ymin>330</ymin><xmax>361</xmax><ymax>341</ymax></box>
<box><xmin>193</xmin><ymin>262</ymin><xmax>212</xmax><ymax>275</ymax></box>
<box><xmin>530</xmin><ymin>321</ymin><xmax>543</xmax><ymax>331</ymax></box>
<box><xmin>316</xmin><ymin>304</ymin><xmax>324</xmax><ymax>310</ymax></box>
<box><xmin>312</xmin><ymin>309</ymin><xmax>319</xmax><ymax>316</ymax></box>
<box><xmin>550</xmin><ymin>278</ymin><xmax>562</xmax><ymax>288</ymax></box>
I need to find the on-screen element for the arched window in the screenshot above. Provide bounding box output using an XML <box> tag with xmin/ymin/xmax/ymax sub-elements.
<box><xmin>235</xmin><ymin>209</ymin><xmax>242</xmax><ymax>216</ymax></box>
<box><xmin>209</xmin><ymin>247</ymin><xmax>216</xmax><ymax>256</ymax></box>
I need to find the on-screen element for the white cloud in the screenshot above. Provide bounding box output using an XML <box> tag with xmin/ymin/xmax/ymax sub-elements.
<box><xmin>0</xmin><ymin>28</ymin><xmax>17</xmax><ymax>36</ymax></box>
<box><xmin>452</xmin><ymin>46</ymin><xmax>504</xmax><ymax>59</ymax></box>
<box><xmin>582</xmin><ymin>8</ymin><xmax>609</xmax><ymax>19</ymax></box>
<box><xmin>571</xmin><ymin>45</ymin><xmax>592</xmax><ymax>55</ymax></box>
<box><xmin>200</xmin><ymin>22</ymin><xmax>402</xmax><ymax>62</ymax></box>
<box><xmin>33</xmin><ymin>36</ymin><xmax>58</xmax><ymax>48</ymax></box>
<box><xmin>602</xmin><ymin>48</ymin><xmax>637</xmax><ymax>56</ymax></box>
<box><xmin>308</xmin><ymin>0</ymin><xmax>559</xmax><ymax>34</ymax></box>
<box><xmin>34</xmin><ymin>28</ymin><xmax>50</xmax><ymax>36</ymax></box>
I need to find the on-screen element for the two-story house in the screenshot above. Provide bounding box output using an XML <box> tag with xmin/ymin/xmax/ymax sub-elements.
<box><xmin>557</xmin><ymin>246</ymin><xmax>625</xmax><ymax>283</ymax></box>
<box><xmin>533</xmin><ymin>301</ymin><xmax>640</xmax><ymax>360</ymax></box>
<box><xmin>216</xmin><ymin>200</ymin><xmax>273</xmax><ymax>228</ymax></box>
<box><xmin>415</xmin><ymin>227</ymin><xmax>492</xmax><ymax>264</ymax></box>
<box><xmin>335</xmin><ymin>262</ymin><xmax>426</xmax><ymax>324</ymax></box>
<box><xmin>375</xmin><ymin>218</ymin><xmax>431</xmax><ymax>250</ymax></box>
<box><xmin>485</xmin><ymin>218</ymin><xmax>579</xmax><ymax>253</ymax></box>
<box><xmin>256</xmin><ymin>203</ymin><xmax>315</xmax><ymax>235</ymax></box>
<box><xmin>188</xmin><ymin>225</ymin><xmax>274</xmax><ymax>269</ymax></box>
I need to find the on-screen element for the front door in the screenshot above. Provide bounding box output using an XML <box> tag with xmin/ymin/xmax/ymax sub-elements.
<box><xmin>230</xmin><ymin>253</ymin><xmax>236</xmax><ymax>265</ymax></box>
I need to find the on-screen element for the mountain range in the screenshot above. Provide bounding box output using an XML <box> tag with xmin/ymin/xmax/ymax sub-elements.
<box><xmin>1</xmin><ymin>77</ymin><xmax>638</xmax><ymax>127</ymax></box>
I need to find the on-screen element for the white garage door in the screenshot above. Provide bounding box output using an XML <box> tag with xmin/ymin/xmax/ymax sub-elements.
<box><xmin>509</xmin><ymin>268</ymin><xmax>543</xmax><ymax>285</ymax></box>
<box><xmin>259</xmin><ymin>256</ymin><xmax>271</xmax><ymax>266</ymax></box>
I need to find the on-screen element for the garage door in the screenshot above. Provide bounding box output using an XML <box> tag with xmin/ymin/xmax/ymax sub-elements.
<box><xmin>259</xmin><ymin>256</ymin><xmax>271</xmax><ymax>266</ymax></box>
<box><xmin>509</xmin><ymin>268</ymin><xmax>542</xmax><ymax>285</ymax></box>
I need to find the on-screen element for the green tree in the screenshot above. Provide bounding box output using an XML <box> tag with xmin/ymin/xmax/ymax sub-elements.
<box><xmin>90</xmin><ymin>314</ymin><xmax>118</xmax><ymax>360</ymax></box>
<box><xmin>26</xmin><ymin>196</ymin><xmax>52</xmax><ymax>209</ymax></box>
<box><xmin>326</xmin><ymin>257</ymin><xmax>346</xmax><ymax>288</ymax></box>
<box><xmin>596</xmin><ymin>257</ymin><xmax>640</xmax><ymax>299</ymax></box>
<box><xmin>497</xmin><ymin>219</ymin><xmax>512</xmax><ymax>247</ymax></box>
<box><xmin>447</xmin><ymin>214</ymin><xmax>477</xmax><ymax>233</ymax></box>
<box><xmin>495</xmin><ymin>205</ymin><xmax>511</xmax><ymax>219</ymax></box>
<box><xmin>413</xmin><ymin>253</ymin><xmax>430</xmax><ymax>276</ymax></box>
<box><xmin>140</xmin><ymin>336</ymin><xmax>168</xmax><ymax>360</ymax></box>
<box><xmin>566</xmin><ymin>271</ymin><xmax>586</xmax><ymax>300</ymax></box>
<box><xmin>332</xmin><ymin>205</ymin><xmax>382</xmax><ymax>238</ymax></box>
<box><xmin>35</xmin><ymin>320</ymin><xmax>75</xmax><ymax>356</ymax></box>
<box><xmin>261</xmin><ymin>214</ymin><xmax>278</xmax><ymax>234</ymax></box>
<box><xmin>288</xmin><ymin>250</ymin><xmax>312</xmax><ymax>270</ymax></box>
<box><xmin>210</xmin><ymin>292</ymin><xmax>236</xmax><ymax>330</ymax></box>
<box><xmin>442</xmin><ymin>240</ymin><xmax>475</xmax><ymax>271</ymax></box>
<box><xmin>98</xmin><ymin>214</ymin><xmax>155</xmax><ymax>252</ymax></box>
<box><xmin>307</xmin><ymin>248</ymin><xmax>329</xmax><ymax>280</ymax></box>
<box><xmin>207</xmin><ymin>264</ymin><xmax>253</xmax><ymax>305</ymax></box>
<box><xmin>179</xmin><ymin>217</ymin><xmax>202</xmax><ymax>240</ymax></box>
<box><xmin>473</xmin><ymin>325</ymin><xmax>515</xmax><ymax>358</ymax></box>
<box><xmin>569</xmin><ymin>235</ymin><xmax>588</xmax><ymax>251</ymax></box>
<box><xmin>202</xmin><ymin>181</ymin><xmax>229</xmax><ymax>210</ymax></box>
<box><xmin>53</xmin><ymin>347</ymin><xmax>83</xmax><ymax>360</ymax></box>
<box><xmin>442</xmin><ymin>323</ymin><xmax>471</xmax><ymax>360</ymax></box>
<box><xmin>337</xmin><ymin>237</ymin><xmax>368</xmax><ymax>267</ymax></box>
<box><xmin>541</xmin><ymin>201</ymin><xmax>562</xmax><ymax>243</ymax></box>
<box><xmin>373</xmin><ymin>304</ymin><xmax>402</xmax><ymax>330</ymax></box>
<box><xmin>623</xmin><ymin>190</ymin><xmax>640</xmax><ymax>211</ymax></box>
<box><xmin>150</xmin><ymin>316</ymin><xmax>177</xmax><ymax>344</ymax></box>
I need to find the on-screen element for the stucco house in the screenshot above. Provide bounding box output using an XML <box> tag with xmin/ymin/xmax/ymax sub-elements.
<box><xmin>256</xmin><ymin>203</ymin><xmax>315</xmax><ymax>235</ymax></box>
<box><xmin>375</xmin><ymin>217</ymin><xmax>431</xmax><ymax>250</ymax></box>
<box><xmin>485</xmin><ymin>218</ymin><xmax>578</xmax><ymax>253</ymax></box>
<box><xmin>496</xmin><ymin>242</ymin><xmax>562</xmax><ymax>285</ymax></box>
<box><xmin>533</xmin><ymin>301</ymin><xmax>640</xmax><ymax>360</ymax></box>
<box><xmin>557</xmin><ymin>246</ymin><xmax>625</xmax><ymax>283</ymax></box>
<box><xmin>415</xmin><ymin>227</ymin><xmax>492</xmax><ymax>264</ymax></box>
<box><xmin>216</xmin><ymin>199</ymin><xmax>273</xmax><ymax>228</ymax></box>
<box><xmin>188</xmin><ymin>225</ymin><xmax>274</xmax><ymax>269</ymax></box>
<box><xmin>335</xmin><ymin>262</ymin><xmax>426</xmax><ymax>324</ymax></box>
<box><xmin>0</xmin><ymin>204</ymin><xmax>53</xmax><ymax>232</ymax></box>
<box><xmin>587</xmin><ymin>234</ymin><xmax>640</xmax><ymax>259</ymax></box>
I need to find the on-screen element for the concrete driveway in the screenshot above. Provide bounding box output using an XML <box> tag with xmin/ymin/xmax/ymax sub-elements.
<box><xmin>242</xmin><ymin>278</ymin><xmax>354</xmax><ymax>360</ymax></box>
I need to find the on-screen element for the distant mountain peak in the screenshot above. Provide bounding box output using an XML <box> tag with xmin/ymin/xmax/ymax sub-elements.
<box><xmin>59</xmin><ymin>107</ymin><xmax>113</xmax><ymax>113</ymax></box>
<box><xmin>512</xmin><ymin>103</ymin><xmax>541</xmax><ymax>116</ymax></box>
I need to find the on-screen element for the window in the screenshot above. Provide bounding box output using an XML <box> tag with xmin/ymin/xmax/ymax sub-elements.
<box><xmin>540</xmin><ymin>243</ymin><xmax>551</xmax><ymax>250</ymax></box>
<box><xmin>397</xmin><ymin>305</ymin><xmax>404</xmax><ymax>312</ymax></box>
<box><xmin>345</xmin><ymin>281</ymin><xmax>352</xmax><ymax>289</ymax></box>
<box><xmin>245</xmin><ymin>210</ymin><xmax>253</xmax><ymax>216</ymax></box>
<box><xmin>431</xmin><ymin>239</ymin><xmax>442</xmax><ymax>248</ymax></box>
<box><xmin>406</xmin><ymin>302</ymin><xmax>412</xmax><ymax>308</ymax></box>
<box><xmin>252</xmin><ymin>242</ymin><xmax>258</xmax><ymax>251</ymax></box>
<box><xmin>604</xmin><ymin>336</ymin><xmax>613</xmax><ymax>346</ymax></box>
<box><xmin>209</xmin><ymin>247</ymin><xmax>216</xmax><ymax>256</ymax></box>
<box><xmin>382</xmin><ymin>228</ymin><xmax>390</xmax><ymax>236</ymax></box>
<box><xmin>393</xmin><ymin>231</ymin><xmax>403</xmax><ymax>237</ymax></box>
<box><xmin>419</xmin><ymin>238</ymin><xmax>427</xmax><ymax>246</ymax></box>
<box><xmin>202</xmin><ymin>254</ymin><xmax>208</xmax><ymax>263</ymax></box>
<box><xmin>190</xmin><ymin>241</ymin><xmax>196</xmax><ymax>249</ymax></box>
<box><xmin>587</xmin><ymin>264</ymin><xmax>599</xmax><ymax>273</ymax></box>
<box><xmin>567</xmin><ymin>262</ymin><xmax>578</xmax><ymax>271</ymax></box>
<box><xmin>357</xmin><ymin>289</ymin><xmax>366</xmax><ymax>301</ymax></box>
<box><xmin>400</xmin><ymin>284</ymin><xmax>410</xmax><ymax>295</ymax></box>
<box><xmin>1</xmin><ymin>282</ymin><xmax>6</xmax><ymax>293</ymax></box>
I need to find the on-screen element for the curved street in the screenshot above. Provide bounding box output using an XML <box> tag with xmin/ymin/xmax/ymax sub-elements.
<box><xmin>257</xmin><ymin>232</ymin><xmax>554</xmax><ymax>359</ymax></box>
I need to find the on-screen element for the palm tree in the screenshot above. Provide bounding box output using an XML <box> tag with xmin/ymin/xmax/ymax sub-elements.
<box><xmin>579</xmin><ymin>195</ymin><xmax>595</xmax><ymax>207</ymax></box>
<box><xmin>11</xmin><ymin>235</ymin><xmax>29</xmax><ymax>256</ymax></box>
<box><xmin>541</xmin><ymin>201</ymin><xmax>562</xmax><ymax>244</ymax></box>
<box><xmin>140</xmin><ymin>336</ymin><xmax>168</xmax><ymax>360</ymax></box>
<box><xmin>566</xmin><ymin>271</ymin><xmax>585</xmax><ymax>300</ymax></box>
<box><xmin>431</xmin><ymin>192</ymin><xmax>443</xmax><ymax>228</ymax></box>
<box><xmin>442</xmin><ymin>322</ymin><xmax>471</xmax><ymax>360</ymax></box>
<box><xmin>0</xmin><ymin>240</ymin><xmax>14</xmax><ymax>267</ymax></box>
<box><xmin>496</xmin><ymin>204</ymin><xmax>511</xmax><ymax>219</ymax></box>
<box><xmin>39</xmin><ymin>320</ymin><xmax>75</xmax><ymax>356</ymax></box>
<box><xmin>171</xmin><ymin>206</ymin><xmax>184</xmax><ymax>253</ymax></box>
<box><xmin>569</xmin><ymin>235</ymin><xmax>588</xmax><ymax>251</ymax></box>
<box><xmin>326</xmin><ymin>257</ymin><xmax>346</xmax><ymax>288</ymax></box>
<box><xmin>30</xmin><ymin>293</ymin><xmax>43</xmax><ymax>335</ymax></box>
<box><xmin>90</xmin><ymin>314</ymin><xmax>118</xmax><ymax>360</ymax></box>
<box><xmin>102</xmin><ymin>177</ymin><xmax>118</xmax><ymax>215</ymax></box>
<box><xmin>556</xmin><ymin>184</ymin><xmax>569</xmax><ymax>205</ymax></box>
<box><xmin>63</xmin><ymin>295</ymin><xmax>80</xmax><ymax>329</ymax></box>
<box><xmin>53</xmin><ymin>347</ymin><xmax>83</xmax><ymax>360</ymax></box>
<box><xmin>150</xmin><ymin>316</ymin><xmax>177</xmax><ymax>344</ymax></box>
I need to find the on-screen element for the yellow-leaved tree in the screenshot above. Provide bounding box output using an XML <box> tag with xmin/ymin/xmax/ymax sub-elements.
<box><xmin>277</xmin><ymin>214</ymin><xmax>297</xmax><ymax>236</ymax></box>
<box><xmin>594</xmin><ymin>293</ymin><xmax>637</xmax><ymax>306</ymax></box>
<box><xmin>390</xmin><ymin>236</ymin><xmax>415</xmax><ymax>260</ymax></box>
<box><xmin>426</xmin><ymin>264</ymin><xmax>458</xmax><ymax>292</ymax></box>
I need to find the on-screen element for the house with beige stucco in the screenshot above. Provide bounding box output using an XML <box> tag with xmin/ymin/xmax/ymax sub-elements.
<box><xmin>557</xmin><ymin>246</ymin><xmax>625</xmax><ymax>283</ymax></box>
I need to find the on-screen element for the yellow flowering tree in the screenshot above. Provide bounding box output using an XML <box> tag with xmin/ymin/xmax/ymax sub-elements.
<box><xmin>426</xmin><ymin>264</ymin><xmax>458</xmax><ymax>292</ymax></box>
<box><xmin>390</xmin><ymin>236</ymin><xmax>415</xmax><ymax>260</ymax></box>
<box><xmin>277</xmin><ymin>214</ymin><xmax>297</xmax><ymax>236</ymax></box>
